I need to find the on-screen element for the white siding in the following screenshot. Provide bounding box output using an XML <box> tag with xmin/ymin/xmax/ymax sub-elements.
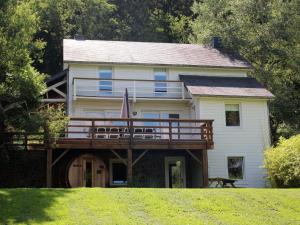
<box><xmin>67</xmin><ymin>64</ymin><xmax>248</xmax><ymax>115</ymax></box>
<box><xmin>197</xmin><ymin>97</ymin><xmax>271</xmax><ymax>187</ymax></box>
<box><xmin>66</xmin><ymin>63</ymin><xmax>271</xmax><ymax>188</ymax></box>
<box><xmin>73</xmin><ymin>99</ymin><xmax>191</xmax><ymax>119</ymax></box>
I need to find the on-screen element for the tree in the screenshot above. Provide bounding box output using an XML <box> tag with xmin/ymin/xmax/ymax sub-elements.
<box><xmin>190</xmin><ymin>0</ymin><xmax>300</xmax><ymax>142</ymax></box>
<box><xmin>32</xmin><ymin>0</ymin><xmax>118</xmax><ymax>75</ymax></box>
<box><xmin>264</xmin><ymin>134</ymin><xmax>300</xmax><ymax>187</ymax></box>
<box><xmin>0</xmin><ymin>0</ymin><xmax>45</xmax><ymax>143</ymax></box>
<box><xmin>110</xmin><ymin>0</ymin><xmax>193</xmax><ymax>43</ymax></box>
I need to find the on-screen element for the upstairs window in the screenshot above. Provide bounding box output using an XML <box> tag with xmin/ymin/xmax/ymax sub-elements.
<box><xmin>99</xmin><ymin>68</ymin><xmax>112</xmax><ymax>95</ymax></box>
<box><xmin>227</xmin><ymin>157</ymin><xmax>244</xmax><ymax>180</ymax></box>
<box><xmin>225</xmin><ymin>104</ymin><xmax>240</xmax><ymax>126</ymax></box>
<box><xmin>154</xmin><ymin>69</ymin><xmax>167</xmax><ymax>96</ymax></box>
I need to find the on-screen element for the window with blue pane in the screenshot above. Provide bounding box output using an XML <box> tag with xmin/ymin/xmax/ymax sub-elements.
<box><xmin>143</xmin><ymin>113</ymin><xmax>160</xmax><ymax>126</ymax></box>
<box><xmin>99</xmin><ymin>68</ymin><xmax>112</xmax><ymax>95</ymax></box>
<box><xmin>154</xmin><ymin>69</ymin><xmax>167</xmax><ymax>96</ymax></box>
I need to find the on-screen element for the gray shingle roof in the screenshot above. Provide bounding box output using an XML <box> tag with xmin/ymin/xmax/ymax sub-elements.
<box><xmin>63</xmin><ymin>39</ymin><xmax>251</xmax><ymax>69</ymax></box>
<box><xmin>180</xmin><ymin>75</ymin><xmax>274</xmax><ymax>98</ymax></box>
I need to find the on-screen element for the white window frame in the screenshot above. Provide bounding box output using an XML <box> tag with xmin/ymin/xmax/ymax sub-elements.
<box><xmin>109</xmin><ymin>158</ymin><xmax>127</xmax><ymax>186</ymax></box>
<box><xmin>226</xmin><ymin>155</ymin><xmax>246</xmax><ymax>181</ymax></box>
<box><xmin>164</xmin><ymin>156</ymin><xmax>186</xmax><ymax>188</ymax></box>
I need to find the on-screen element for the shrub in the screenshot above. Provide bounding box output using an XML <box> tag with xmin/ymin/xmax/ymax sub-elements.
<box><xmin>264</xmin><ymin>134</ymin><xmax>300</xmax><ymax>187</ymax></box>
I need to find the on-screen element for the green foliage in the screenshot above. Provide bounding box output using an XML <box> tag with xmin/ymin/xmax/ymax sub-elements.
<box><xmin>0</xmin><ymin>0</ymin><xmax>46</xmax><ymax>132</ymax></box>
<box><xmin>32</xmin><ymin>0</ymin><xmax>118</xmax><ymax>75</ymax></box>
<box><xmin>39</xmin><ymin>105</ymin><xmax>69</xmax><ymax>140</ymax></box>
<box><xmin>31</xmin><ymin>0</ymin><xmax>194</xmax><ymax>75</ymax></box>
<box><xmin>264</xmin><ymin>134</ymin><xmax>300</xmax><ymax>187</ymax></box>
<box><xmin>190</xmin><ymin>0</ymin><xmax>300</xmax><ymax>142</ymax></box>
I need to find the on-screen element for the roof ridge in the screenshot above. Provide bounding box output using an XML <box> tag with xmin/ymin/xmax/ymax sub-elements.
<box><xmin>63</xmin><ymin>38</ymin><xmax>204</xmax><ymax>47</ymax></box>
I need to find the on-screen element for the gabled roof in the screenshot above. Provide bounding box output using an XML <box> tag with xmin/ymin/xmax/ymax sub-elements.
<box><xmin>180</xmin><ymin>75</ymin><xmax>274</xmax><ymax>99</ymax></box>
<box><xmin>63</xmin><ymin>39</ymin><xmax>251</xmax><ymax>69</ymax></box>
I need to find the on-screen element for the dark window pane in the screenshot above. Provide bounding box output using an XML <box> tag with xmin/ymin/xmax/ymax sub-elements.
<box><xmin>112</xmin><ymin>163</ymin><xmax>127</xmax><ymax>184</ymax></box>
<box><xmin>225</xmin><ymin>104</ymin><xmax>240</xmax><ymax>126</ymax></box>
<box><xmin>226</xmin><ymin>111</ymin><xmax>240</xmax><ymax>126</ymax></box>
<box><xmin>228</xmin><ymin>157</ymin><xmax>244</xmax><ymax>179</ymax></box>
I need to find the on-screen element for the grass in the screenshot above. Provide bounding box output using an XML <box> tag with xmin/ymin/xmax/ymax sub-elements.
<box><xmin>0</xmin><ymin>188</ymin><xmax>299</xmax><ymax>225</ymax></box>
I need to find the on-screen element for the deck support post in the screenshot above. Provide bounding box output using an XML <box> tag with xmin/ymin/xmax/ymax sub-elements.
<box><xmin>127</xmin><ymin>148</ymin><xmax>133</xmax><ymax>186</ymax></box>
<box><xmin>44</xmin><ymin>119</ymin><xmax>52</xmax><ymax>188</ymax></box>
<box><xmin>46</xmin><ymin>147</ymin><xmax>52</xmax><ymax>188</ymax></box>
<box><xmin>202</xmin><ymin>149</ymin><xmax>208</xmax><ymax>188</ymax></box>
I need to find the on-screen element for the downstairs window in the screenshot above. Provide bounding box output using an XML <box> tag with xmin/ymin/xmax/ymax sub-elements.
<box><xmin>227</xmin><ymin>156</ymin><xmax>244</xmax><ymax>180</ymax></box>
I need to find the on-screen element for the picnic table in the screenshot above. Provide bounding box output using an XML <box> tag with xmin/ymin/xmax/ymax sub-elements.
<box><xmin>208</xmin><ymin>177</ymin><xmax>237</xmax><ymax>188</ymax></box>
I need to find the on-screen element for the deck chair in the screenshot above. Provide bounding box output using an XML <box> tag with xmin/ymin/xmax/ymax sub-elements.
<box><xmin>133</xmin><ymin>128</ymin><xmax>144</xmax><ymax>139</ymax></box>
<box><xmin>109</xmin><ymin>127</ymin><xmax>120</xmax><ymax>139</ymax></box>
<box><xmin>122</xmin><ymin>128</ymin><xmax>131</xmax><ymax>139</ymax></box>
<box><xmin>95</xmin><ymin>127</ymin><xmax>108</xmax><ymax>139</ymax></box>
<box><xmin>144</xmin><ymin>128</ymin><xmax>154</xmax><ymax>139</ymax></box>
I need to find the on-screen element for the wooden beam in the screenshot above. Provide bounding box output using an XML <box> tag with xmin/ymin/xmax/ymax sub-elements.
<box><xmin>202</xmin><ymin>149</ymin><xmax>208</xmax><ymax>188</ymax></box>
<box><xmin>186</xmin><ymin>149</ymin><xmax>202</xmax><ymax>165</ymax></box>
<box><xmin>53</xmin><ymin>87</ymin><xmax>67</xmax><ymax>98</ymax></box>
<box><xmin>127</xmin><ymin>149</ymin><xmax>133</xmax><ymax>186</ymax></box>
<box><xmin>110</xmin><ymin>149</ymin><xmax>127</xmax><ymax>165</ymax></box>
<box><xmin>41</xmin><ymin>98</ymin><xmax>66</xmax><ymax>103</ymax></box>
<box><xmin>133</xmin><ymin>150</ymin><xmax>148</xmax><ymax>166</ymax></box>
<box><xmin>52</xmin><ymin>149</ymin><xmax>70</xmax><ymax>167</ymax></box>
<box><xmin>45</xmin><ymin>80</ymin><xmax>66</xmax><ymax>92</ymax></box>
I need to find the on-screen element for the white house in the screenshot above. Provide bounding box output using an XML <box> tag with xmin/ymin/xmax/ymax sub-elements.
<box><xmin>43</xmin><ymin>38</ymin><xmax>273</xmax><ymax>188</ymax></box>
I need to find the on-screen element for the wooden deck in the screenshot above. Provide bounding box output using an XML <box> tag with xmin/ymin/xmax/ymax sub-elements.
<box><xmin>4</xmin><ymin>117</ymin><xmax>214</xmax><ymax>151</ymax></box>
<box><xmin>3</xmin><ymin>117</ymin><xmax>213</xmax><ymax>188</ymax></box>
<box><xmin>56</xmin><ymin>138</ymin><xmax>209</xmax><ymax>150</ymax></box>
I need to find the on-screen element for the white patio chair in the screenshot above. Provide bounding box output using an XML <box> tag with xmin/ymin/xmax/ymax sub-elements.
<box><xmin>144</xmin><ymin>128</ymin><xmax>154</xmax><ymax>139</ymax></box>
<box><xmin>133</xmin><ymin>128</ymin><xmax>144</xmax><ymax>139</ymax></box>
<box><xmin>109</xmin><ymin>127</ymin><xmax>120</xmax><ymax>139</ymax></box>
<box><xmin>95</xmin><ymin>127</ymin><xmax>108</xmax><ymax>139</ymax></box>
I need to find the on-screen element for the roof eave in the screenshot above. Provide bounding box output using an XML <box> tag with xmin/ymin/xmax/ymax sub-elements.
<box><xmin>192</xmin><ymin>94</ymin><xmax>275</xmax><ymax>100</ymax></box>
<box><xmin>63</xmin><ymin>60</ymin><xmax>252</xmax><ymax>70</ymax></box>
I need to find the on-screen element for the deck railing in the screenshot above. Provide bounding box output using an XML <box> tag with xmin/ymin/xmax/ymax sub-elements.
<box><xmin>73</xmin><ymin>78</ymin><xmax>191</xmax><ymax>100</ymax></box>
<box><xmin>3</xmin><ymin>118</ymin><xmax>214</xmax><ymax>150</ymax></box>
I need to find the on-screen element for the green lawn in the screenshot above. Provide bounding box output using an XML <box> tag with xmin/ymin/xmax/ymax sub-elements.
<box><xmin>0</xmin><ymin>188</ymin><xmax>299</xmax><ymax>225</ymax></box>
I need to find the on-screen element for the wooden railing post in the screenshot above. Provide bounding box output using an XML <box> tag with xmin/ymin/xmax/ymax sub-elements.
<box><xmin>91</xmin><ymin>120</ymin><xmax>95</xmax><ymax>140</ymax></box>
<box><xmin>169</xmin><ymin>121</ymin><xmax>172</xmax><ymax>143</ymax></box>
<box><xmin>129</xmin><ymin>119</ymin><xmax>134</xmax><ymax>145</ymax></box>
<box><xmin>207</xmin><ymin>121</ymin><xmax>213</xmax><ymax>148</ymax></box>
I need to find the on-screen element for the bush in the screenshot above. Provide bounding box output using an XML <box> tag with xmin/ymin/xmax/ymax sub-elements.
<box><xmin>264</xmin><ymin>134</ymin><xmax>300</xmax><ymax>187</ymax></box>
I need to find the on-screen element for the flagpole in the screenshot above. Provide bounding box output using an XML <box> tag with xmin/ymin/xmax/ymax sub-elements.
<box><xmin>125</xmin><ymin>88</ymin><xmax>130</xmax><ymax>119</ymax></box>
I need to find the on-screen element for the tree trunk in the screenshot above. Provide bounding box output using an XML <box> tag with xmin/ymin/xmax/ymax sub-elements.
<box><xmin>0</xmin><ymin>119</ymin><xmax>5</xmax><ymax>149</ymax></box>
